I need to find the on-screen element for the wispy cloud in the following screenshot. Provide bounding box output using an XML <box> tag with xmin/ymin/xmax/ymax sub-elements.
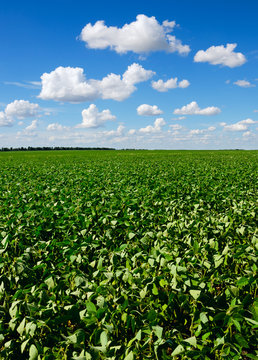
<box><xmin>234</xmin><ymin>80</ymin><xmax>255</xmax><ymax>88</ymax></box>
<box><xmin>4</xmin><ymin>81</ymin><xmax>41</xmax><ymax>89</ymax></box>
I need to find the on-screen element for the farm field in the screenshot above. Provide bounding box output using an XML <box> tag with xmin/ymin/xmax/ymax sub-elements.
<box><xmin>0</xmin><ymin>150</ymin><xmax>257</xmax><ymax>359</ymax></box>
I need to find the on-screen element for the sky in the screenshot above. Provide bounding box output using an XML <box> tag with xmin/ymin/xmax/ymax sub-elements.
<box><xmin>0</xmin><ymin>0</ymin><xmax>257</xmax><ymax>149</ymax></box>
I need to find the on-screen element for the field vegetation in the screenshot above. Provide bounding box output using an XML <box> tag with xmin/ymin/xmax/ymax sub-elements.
<box><xmin>0</xmin><ymin>150</ymin><xmax>257</xmax><ymax>359</ymax></box>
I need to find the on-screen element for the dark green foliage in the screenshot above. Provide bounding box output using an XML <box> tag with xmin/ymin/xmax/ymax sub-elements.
<box><xmin>0</xmin><ymin>150</ymin><xmax>257</xmax><ymax>359</ymax></box>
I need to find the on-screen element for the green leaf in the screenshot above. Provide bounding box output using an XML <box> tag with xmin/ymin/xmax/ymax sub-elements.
<box><xmin>81</xmin><ymin>229</ymin><xmax>87</xmax><ymax>236</ymax></box>
<box><xmin>172</xmin><ymin>344</ymin><xmax>184</xmax><ymax>356</ymax></box>
<box><xmin>152</xmin><ymin>325</ymin><xmax>163</xmax><ymax>339</ymax></box>
<box><xmin>21</xmin><ymin>339</ymin><xmax>30</xmax><ymax>354</ymax></box>
<box><xmin>237</xmin><ymin>226</ymin><xmax>245</xmax><ymax>235</ymax></box>
<box><xmin>67</xmin><ymin>333</ymin><xmax>77</xmax><ymax>344</ymax></box>
<box><xmin>237</xmin><ymin>277</ymin><xmax>249</xmax><ymax>287</ymax></box>
<box><xmin>234</xmin><ymin>333</ymin><xmax>249</xmax><ymax>348</ymax></box>
<box><xmin>100</xmin><ymin>331</ymin><xmax>108</xmax><ymax>347</ymax></box>
<box><xmin>86</xmin><ymin>301</ymin><xmax>97</xmax><ymax>314</ymax></box>
<box><xmin>200</xmin><ymin>312</ymin><xmax>208</xmax><ymax>324</ymax></box>
<box><xmin>44</xmin><ymin>276</ymin><xmax>54</xmax><ymax>290</ymax></box>
<box><xmin>190</xmin><ymin>289</ymin><xmax>201</xmax><ymax>299</ymax></box>
<box><xmin>135</xmin><ymin>329</ymin><xmax>142</xmax><ymax>341</ymax></box>
<box><xmin>128</xmin><ymin>232</ymin><xmax>136</xmax><ymax>240</ymax></box>
<box><xmin>244</xmin><ymin>317</ymin><xmax>258</xmax><ymax>327</ymax></box>
<box><xmin>17</xmin><ymin>317</ymin><xmax>26</xmax><ymax>336</ymax></box>
<box><xmin>152</xmin><ymin>283</ymin><xmax>159</xmax><ymax>295</ymax></box>
<box><xmin>124</xmin><ymin>350</ymin><xmax>134</xmax><ymax>360</ymax></box>
<box><xmin>140</xmin><ymin>287</ymin><xmax>147</xmax><ymax>299</ymax></box>
<box><xmin>232</xmin><ymin>318</ymin><xmax>241</xmax><ymax>332</ymax></box>
<box><xmin>214</xmin><ymin>254</ymin><xmax>224</xmax><ymax>268</ymax></box>
<box><xmin>245</xmin><ymin>354</ymin><xmax>258</xmax><ymax>359</ymax></box>
<box><xmin>29</xmin><ymin>344</ymin><xmax>38</xmax><ymax>360</ymax></box>
<box><xmin>147</xmin><ymin>309</ymin><xmax>157</xmax><ymax>322</ymax></box>
<box><xmin>184</xmin><ymin>336</ymin><xmax>197</xmax><ymax>347</ymax></box>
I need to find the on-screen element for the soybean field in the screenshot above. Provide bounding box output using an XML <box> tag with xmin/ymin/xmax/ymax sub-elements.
<box><xmin>0</xmin><ymin>150</ymin><xmax>257</xmax><ymax>359</ymax></box>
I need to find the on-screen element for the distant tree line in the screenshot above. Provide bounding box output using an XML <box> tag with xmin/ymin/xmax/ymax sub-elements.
<box><xmin>0</xmin><ymin>146</ymin><xmax>116</xmax><ymax>152</ymax></box>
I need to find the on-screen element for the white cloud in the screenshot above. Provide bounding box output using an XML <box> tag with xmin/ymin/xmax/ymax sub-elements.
<box><xmin>128</xmin><ymin>129</ymin><xmax>136</xmax><ymax>135</ymax></box>
<box><xmin>75</xmin><ymin>104</ymin><xmax>116</xmax><ymax>128</ymax></box>
<box><xmin>190</xmin><ymin>129</ymin><xmax>204</xmax><ymax>135</ymax></box>
<box><xmin>152</xmin><ymin>77</ymin><xmax>190</xmax><ymax>92</ymax></box>
<box><xmin>224</xmin><ymin>123</ymin><xmax>248</xmax><ymax>131</ymax></box>
<box><xmin>25</xmin><ymin>119</ymin><xmax>38</xmax><ymax>131</ymax></box>
<box><xmin>234</xmin><ymin>80</ymin><xmax>255</xmax><ymax>88</ymax></box>
<box><xmin>0</xmin><ymin>100</ymin><xmax>40</xmax><ymax>127</ymax></box>
<box><xmin>194</xmin><ymin>43</ymin><xmax>246</xmax><ymax>68</ymax></box>
<box><xmin>0</xmin><ymin>111</ymin><xmax>13</xmax><ymax>126</ymax></box>
<box><xmin>169</xmin><ymin>124</ymin><xmax>183</xmax><ymax>130</ymax></box>
<box><xmin>80</xmin><ymin>14</ymin><xmax>190</xmax><ymax>55</ymax></box>
<box><xmin>47</xmin><ymin>123</ymin><xmax>68</xmax><ymax>131</ymax></box>
<box><xmin>243</xmin><ymin>131</ymin><xmax>252</xmax><ymax>137</ymax></box>
<box><xmin>139</xmin><ymin>117</ymin><xmax>166</xmax><ymax>133</ymax></box>
<box><xmin>5</xmin><ymin>100</ymin><xmax>39</xmax><ymax>119</ymax></box>
<box><xmin>137</xmin><ymin>104</ymin><xmax>163</xmax><ymax>116</ymax></box>
<box><xmin>39</xmin><ymin>64</ymin><xmax>155</xmax><ymax>102</ymax></box>
<box><xmin>178</xmin><ymin>79</ymin><xmax>190</xmax><ymax>88</ymax></box>
<box><xmin>16</xmin><ymin>119</ymin><xmax>39</xmax><ymax>137</ymax></box>
<box><xmin>171</xmin><ymin>116</ymin><xmax>186</xmax><ymax>120</ymax></box>
<box><xmin>222</xmin><ymin>118</ymin><xmax>257</xmax><ymax>131</ymax></box>
<box><xmin>4</xmin><ymin>81</ymin><xmax>41</xmax><ymax>89</ymax></box>
<box><xmin>123</xmin><ymin>63</ymin><xmax>155</xmax><ymax>84</ymax></box>
<box><xmin>39</xmin><ymin>67</ymin><xmax>98</xmax><ymax>102</ymax></box>
<box><xmin>104</xmin><ymin>125</ymin><xmax>125</xmax><ymax>136</ymax></box>
<box><xmin>189</xmin><ymin>126</ymin><xmax>216</xmax><ymax>135</ymax></box>
<box><xmin>173</xmin><ymin>101</ymin><xmax>221</xmax><ymax>116</ymax></box>
<box><xmin>239</xmin><ymin>118</ymin><xmax>255</xmax><ymax>124</ymax></box>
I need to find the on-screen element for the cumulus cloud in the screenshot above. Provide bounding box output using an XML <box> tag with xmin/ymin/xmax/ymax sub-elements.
<box><xmin>243</xmin><ymin>131</ymin><xmax>252</xmax><ymax>137</ymax></box>
<box><xmin>80</xmin><ymin>14</ymin><xmax>190</xmax><ymax>55</ymax></box>
<box><xmin>139</xmin><ymin>117</ymin><xmax>166</xmax><ymax>133</ymax></box>
<box><xmin>39</xmin><ymin>64</ymin><xmax>155</xmax><ymax>102</ymax></box>
<box><xmin>152</xmin><ymin>77</ymin><xmax>190</xmax><ymax>92</ymax></box>
<box><xmin>189</xmin><ymin>129</ymin><xmax>204</xmax><ymax>135</ymax></box>
<box><xmin>5</xmin><ymin>100</ymin><xmax>39</xmax><ymax>119</ymax></box>
<box><xmin>224</xmin><ymin>123</ymin><xmax>247</xmax><ymax>131</ymax></box>
<box><xmin>194</xmin><ymin>43</ymin><xmax>246</xmax><ymax>68</ymax></box>
<box><xmin>239</xmin><ymin>118</ymin><xmax>256</xmax><ymax>124</ymax></box>
<box><xmin>25</xmin><ymin>119</ymin><xmax>38</xmax><ymax>132</ymax></box>
<box><xmin>137</xmin><ymin>104</ymin><xmax>163</xmax><ymax>116</ymax></box>
<box><xmin>75</xmin><ymin>104</ymin><xmax>116</xmax><ymax>128</ymax></box>
<box><xmin>104</xmin><ymin>125</ymin><xmax>125</xmax><ymax>136</ymax></box>
<box><xmin>234</xmin><ymin>80</ymin><xmax>255</xmax><ymax>88</ymax></box>
<box><xmin>222</xmin><ymin>118</ymin><xmax>256</xmax><ymax>131</ymax></box>
<box><xmin>0</xmin><ymin>111</ymin><xmax>13</xmax><ymax>126</ymax></box>
<box><xmin>128</xmin><ymin>129</ymin><xmax>136</xmax><ymax>135</ymax></box>
<box><xmin>0</xmin><ymin>100</ymin><xmax>40</xmax><ymax>127</ymax></box>
<box><xmin>47</xmin><ymin>123</ymin><xmax>68</xmax><ymax>131</ymax></box>
<box><xmin>123</xmin><ymin>63</ymin><xmax>155</xmax><ymax>84</ymax></box>
<box><xmin>189</xmin><ymin>126</ymin><xmax>216</xmax><ymax>135</ymax></box>
<box><xmin>173</xmin><ymin>101</ymin><xmax>221</xmax><ymax>116</ymax></box>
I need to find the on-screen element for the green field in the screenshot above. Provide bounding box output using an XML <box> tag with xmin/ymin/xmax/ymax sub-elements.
<box><xmin>0</xmin><ymin>150</ymin><xmax>257</xmax><ymax>359</ymax></box>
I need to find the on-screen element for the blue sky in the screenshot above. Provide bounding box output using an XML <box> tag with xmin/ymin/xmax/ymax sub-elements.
<box><xmin>0</xmin><ymin>0</ymin><xmax>257</xmax><ymax>149</ymax></box>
